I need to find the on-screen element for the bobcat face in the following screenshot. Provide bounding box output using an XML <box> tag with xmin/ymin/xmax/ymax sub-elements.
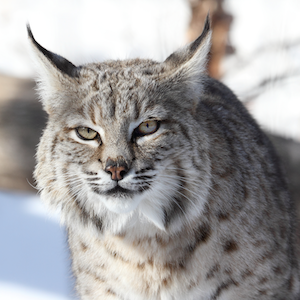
<box><xmin>49</xmin><ymin>65</ymin><xmax>196</xmax><ymax>227</ymax></box>
<box><xmin>30</xmin><ymin>21</ymin><xmax>212</xmax><ymax>231</ymax></box>
<box><xmin>76</xmin><ymin>117</ymin><xmax>165</xmax><ymax>215</ymax></box>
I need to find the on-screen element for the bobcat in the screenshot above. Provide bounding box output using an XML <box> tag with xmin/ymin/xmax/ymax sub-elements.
<box><xmin>29</xmin><ymin>17</ymin><xmax>300</xmax><ymax>299</ymax></box>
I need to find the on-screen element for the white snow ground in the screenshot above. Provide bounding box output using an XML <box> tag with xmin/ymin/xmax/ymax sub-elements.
<box><xmin>0</xmin><ymin>191</ymin><xmax>76</xmax><ymax>300</ymax></box>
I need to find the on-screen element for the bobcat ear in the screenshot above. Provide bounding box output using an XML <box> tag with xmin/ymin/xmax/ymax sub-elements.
<box><xmin>163</xmin><ymin>14</ymin><xmax>211</xmax><ymax>82</ymax></box>
<box><xmin>27</xmin><ymin>24</ymin><xmax>80</xmax><ymax>113</ymax></box>
<box><xmin>27</xmin><ymin>24</ymin><xmax>79</xmax><ymax>78</ymax></box>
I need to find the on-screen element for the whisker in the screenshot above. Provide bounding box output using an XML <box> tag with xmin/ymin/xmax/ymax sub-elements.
<box><xmin>154</xmin><ymin>188</ymin><xmax>195</xmax><ymax>233</ymax></box>
<box><xmin>158</xmin><ymin>174</ymin><xmax>211</xmax><ymax>189</ymax></box>
<box><xmin>158</xmin><ymin>177</ymin><xmax>206</xmax><ymax>199</ymax></box>
<box><xmin>26</xmin><ymin>178</ymin><xmax>39</xmax><ymax>190</ymax></box>
<box><xmin>144</xmin><ymin>175</ymin><xmax>209</xmax><ymax>196</ymax></box>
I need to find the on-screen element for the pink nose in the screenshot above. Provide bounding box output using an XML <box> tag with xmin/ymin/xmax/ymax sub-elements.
<box><xmin>105</xmin><ymin>165</ymin><xmax>127</xmax><ymax>181</ymax></box>
<box><xmin>104</xmin><ymin>158</ymin><xmax>129</xmax><ymax>181</ymax></box>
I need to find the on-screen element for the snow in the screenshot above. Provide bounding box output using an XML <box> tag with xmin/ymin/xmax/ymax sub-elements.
<box><xmin>0</xmin><ymin>191</ymin><xmax>76</xmax><ymax>299</ymax></box>
<box><xmin>0</xmin><ymin>0</ymin><xmax>190</xmax><ymax>78</ymax></box>
<box><xmin>223</xmin><ymin>0</ymin><xmax>300</xmax><ymax>141</ymax></box>
<box><xmin>0</xmin><ymin>283</ymin><xmax>74</xmax><ymax>300</ymax></box>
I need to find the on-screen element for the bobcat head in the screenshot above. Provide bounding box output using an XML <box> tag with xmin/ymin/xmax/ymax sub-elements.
<box><xmin>30</xmin><ymin>17</ymin><xmax>212</xmax><ymax>234</ymax></box>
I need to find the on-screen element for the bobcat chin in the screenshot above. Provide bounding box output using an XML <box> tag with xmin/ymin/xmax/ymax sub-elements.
<box><xmin>29</xmin><ymin>17</ymin><xmax>300</xmax><ymax>300</ymax></box>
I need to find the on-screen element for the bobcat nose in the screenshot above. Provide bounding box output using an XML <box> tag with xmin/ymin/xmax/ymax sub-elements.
<box><xmin>105</xmin><ymin>158</ymin><xmax>129</xmax><ymax>181</ymax></box>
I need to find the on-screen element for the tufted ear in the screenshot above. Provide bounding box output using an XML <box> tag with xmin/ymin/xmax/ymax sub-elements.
<box><xmin>27</xmin><ymin>24</ymin><xmax>80</xmax><ymax>114</ymax></box>
<box><xmin>161</xmin><ymin>15</ymin><xmax>211</xmax><ymax>110</ymax></box>
<box><xmin>164</xmin><ymin>14</ymin><xmax>211</xmax><ymax>77</ymax></box>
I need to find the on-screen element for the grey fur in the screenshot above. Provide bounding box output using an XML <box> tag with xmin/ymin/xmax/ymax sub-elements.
<box><xmin>30</xmin><ymin>18</ymin><xmax>300</xmax><ymax>300</ymax></box>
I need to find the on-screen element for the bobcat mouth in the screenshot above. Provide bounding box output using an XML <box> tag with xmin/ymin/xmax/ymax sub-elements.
<box><xmin>91</xmin><ymin>185</ymin><xmax>134</xmax><ymax>198</ymax></box>
<box><xmin>90</xmin><ymin>182</ymin><xmax>151</xmax><ymax>198</ymax></box>
<box><xmin>104</xmin><ymin>185</ymin><xmax>134</xmax><ymax>198</ymax></box>
<box><xmin>95</xmin><ymin>184</ymin><xmax>145</xmax><ymax>214</ymax></box>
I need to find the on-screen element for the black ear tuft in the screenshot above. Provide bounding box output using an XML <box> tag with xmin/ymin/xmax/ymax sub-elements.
<box><xmin>164</xmin><ymin>14</ymin><xmax>211</xmax><ymax>70</ymax></box>
<box><xmin>190</xmin><ymin>14</ymin><xmax>210</xmax><ymax>53</ymax></box>
<box><xmin>26</xmin><ymin>23</ymin><xmax>34</xmax><ymax>41</ymax></box>
<box><xmin>27</xmin><ymin>24</ymin><xmax>79</xmax><ymax>78</ymax></box>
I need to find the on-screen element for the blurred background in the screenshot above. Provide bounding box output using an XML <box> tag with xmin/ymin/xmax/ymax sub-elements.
<box><xmin>0</xmin><ymin>0</ymin><xmax>300</xmax><ymax>299</ymax></box>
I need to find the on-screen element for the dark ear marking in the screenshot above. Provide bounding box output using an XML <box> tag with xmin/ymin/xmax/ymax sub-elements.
<box><xmin>27</xmin><ymin>24</ymin><xmax>80</xmax><ymax>78</ymax></box>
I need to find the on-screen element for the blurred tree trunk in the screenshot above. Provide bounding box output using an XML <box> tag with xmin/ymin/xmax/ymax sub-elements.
<box><xmin>0</xmin><ymin>75</ymin><xmax>46</xmax><ymax>191</ymax></box>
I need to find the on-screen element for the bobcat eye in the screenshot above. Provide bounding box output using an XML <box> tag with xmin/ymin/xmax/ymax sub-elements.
<box><xmin>135</xmin><ymin>120</ymin><xmax>160</xmax><ymax>137</ymax></box>
<box><xmin>76</xmin><ymin>127</ymin><xmax>98</xmax><ymax>140</ymax></box>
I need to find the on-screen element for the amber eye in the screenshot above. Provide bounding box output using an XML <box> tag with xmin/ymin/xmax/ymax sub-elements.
<box><xmin>76</xmin><ymin>127</ymin><xmax>98</xmax><ymax>140</ymax></box>
<box><xmin>135</xmin><ymin>120</ymin><xmax>160</xmax><ymax>137</ymax></box>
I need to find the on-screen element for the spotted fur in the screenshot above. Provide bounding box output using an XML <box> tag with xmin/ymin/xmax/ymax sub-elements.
<box><xmin>29</xmin><ymin>18</ymin><xmax>300</xmax><ymax>299</ymax></box>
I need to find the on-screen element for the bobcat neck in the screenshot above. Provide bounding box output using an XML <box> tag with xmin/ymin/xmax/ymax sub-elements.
<box><xmin>68</xmin><ymin>214</ymin><xmax>217</xmax><ymax>300</ymax></box>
